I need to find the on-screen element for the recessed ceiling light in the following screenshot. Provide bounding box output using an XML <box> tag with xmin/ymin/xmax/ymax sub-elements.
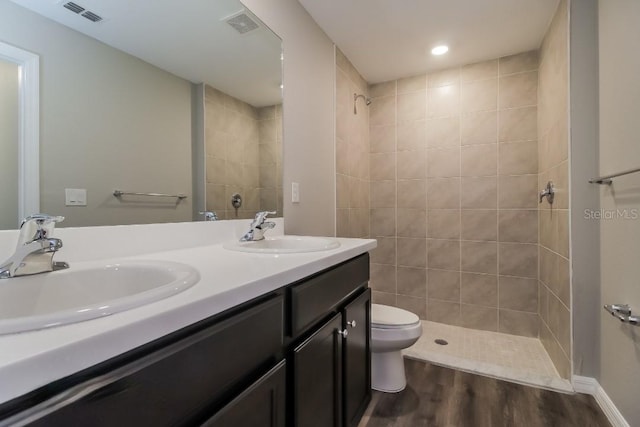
<box><xmin>431</xmin><ymin>45</ymin><xmax>449</xmax><ymax>56</ymax></box>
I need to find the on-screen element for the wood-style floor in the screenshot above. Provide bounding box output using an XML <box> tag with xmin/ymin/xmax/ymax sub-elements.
<box><xmin>359</xmin><ymin>358</ymin><xmax>611</xmax><ymax>427</ymax></box>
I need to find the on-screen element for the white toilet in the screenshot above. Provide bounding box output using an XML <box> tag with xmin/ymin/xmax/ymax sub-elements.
<box><xmin>370</xmin><ymin>304</ymin><xmax>423</xmax><ymax>393</ymax></box>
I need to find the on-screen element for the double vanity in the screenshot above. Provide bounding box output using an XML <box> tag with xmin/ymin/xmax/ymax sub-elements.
<box><xmin>0</xmin><ymin>219</ymin><xmax>376</xmax><ymax>426</ymax></box>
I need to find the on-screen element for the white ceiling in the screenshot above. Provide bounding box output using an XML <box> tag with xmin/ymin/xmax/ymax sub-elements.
<box><xmin>10</xmin><ymin>0</ymin><xmax>283</xmax><ymax>107</ymax></box>
<box><xmin>298</xmin><ymin>0</ymin><xmax>560</xmax><ymax>83</ymax></box>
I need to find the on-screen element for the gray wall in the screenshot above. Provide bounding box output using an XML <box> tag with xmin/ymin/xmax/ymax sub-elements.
<box><xmin>242</xmin><ymin>0</ymin><xmax>337</xmax><ymax>236</ymax></box>
<box><xmin>570</xmin><ymin>0</ymin><xmax>601</xmax><ymax>379</ymax></box>
<box><xmin>598</xmin><ymin>0</ymin><xmax>640</xmax><ymax>424</ymax></box>
<box><xmin>0</xmin><ymin>59</ymin><xmax>18</xmax><ymax>229</ymax></box>
<box><xmin>0</xmin><ymin>0</ymin><xmax>193</xmax><ymax>227</ymax></box>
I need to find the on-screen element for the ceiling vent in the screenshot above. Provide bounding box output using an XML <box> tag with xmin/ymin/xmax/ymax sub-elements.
<box><xmin>62</xmin><ymin>2</ymin><xmax>84</xmax><ymax>14</ymax></box>
<box><xmin>61</xmin><ymin>1</ymin><xmax>104</xmax><ymax>23</ymax></box>
<box><xmin>81</xmin><ymin>11</ymin><xmax>103</xmax><ymax>22</ymax></box>
<box><xmin>225</xmin><ymin>12</ymin><xmax>260</xmax><ymax>34</ymax></box>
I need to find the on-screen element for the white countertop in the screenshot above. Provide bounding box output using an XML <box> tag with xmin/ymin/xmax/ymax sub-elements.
<box><xmin>0</xmin><ymin>220</ymin><xmax>376</xmax><ymax>404</ymax></box>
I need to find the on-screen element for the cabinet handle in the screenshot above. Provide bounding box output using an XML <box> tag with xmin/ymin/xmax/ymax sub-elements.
<box><xmin>347</xmin><ymin>320</ymin><xmax>357</xmax><ymax>328</ymax></box>
<box><xmin>337</xmin><ymin>328</ymin><xmax>348</xmax><ymax>338</ymax></box>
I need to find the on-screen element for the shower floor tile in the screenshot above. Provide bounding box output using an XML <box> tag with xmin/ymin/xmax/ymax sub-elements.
<box><xmin>403</xmin><ymin>321</ymin><xmax>573</xmax><ymax>392</ymax></box>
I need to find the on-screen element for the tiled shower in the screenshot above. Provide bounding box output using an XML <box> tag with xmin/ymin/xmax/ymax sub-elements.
<box><xmin>336</xmin><ymin>0</ymin><xmax>570</xmax><ymax>379</ymax></box>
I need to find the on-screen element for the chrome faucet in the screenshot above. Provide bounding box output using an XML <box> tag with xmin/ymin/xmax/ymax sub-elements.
<box><xmin>240</xmin><ymin>211</ymin><xmax>276</xmax><ymax>242</ymax></box>
<box><xmin>0</xmin><ymin>214</ymin><xmax>69</xmax><ymax>279</ymax></box>
<box><xmin>199</xmin><ymin>211</ymin><xmax>219</xmax><ymax>221</ymax></box>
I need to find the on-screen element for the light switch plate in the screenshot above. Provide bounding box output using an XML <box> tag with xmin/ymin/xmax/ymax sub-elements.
<box><xmin>292</xmin><ymin>182</ymin><xmax>300</xmax><ymax>203</ymax></box>
<box><xmin>65</xmin><ymin>188</ymin><xmax>87</xmax><ymax>206</ymax></box>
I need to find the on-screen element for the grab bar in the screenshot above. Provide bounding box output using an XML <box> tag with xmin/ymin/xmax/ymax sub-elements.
<box><xmin>604</xmin><ymin>304</ymin><xmax>640</xmax><ymax>326</ymax></box>
<box><xmin>589</xmin><ymin>167</ymin><xmax>640</xmax><ymax>185</ymax></box>
<box><xmin>113</xmin><ymin>190</ymin><xmax>187</xmax><ymax>200</ymax></box>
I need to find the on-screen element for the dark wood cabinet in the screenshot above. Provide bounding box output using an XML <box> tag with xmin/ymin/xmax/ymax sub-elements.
<box><xmin>291</xmin><ymin>256</ymin><xmax>371</xmax><ymax>427</ymax></box>
<box><xmin>0</xmin><ymin>254</ymin><xmax>371</xmax><ymax>427</ymax></box>
<box><xmin>293</xmin><ymin>313</ymin><xmax>344</xmax><ymax>427</ymax></box>
<box><xmin>16</xmin><ymin>295</ymin><xmax>285</xmax><ymax>427</ymax></box>
<box><xmin>202</xmin><ymin>360</ymin><xmax>287</xmax><ymax>427</ymax></box>
<box><xmin>342</xmin><ymin>288</ymin><xmax>371</xmax><ymax>427</ymax></box>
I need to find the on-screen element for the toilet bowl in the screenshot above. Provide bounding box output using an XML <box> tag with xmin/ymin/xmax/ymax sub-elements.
<box><xmin>371</xmin><ymin>304</ymin><xmax>422</xmax><ymax>393</ymax></box>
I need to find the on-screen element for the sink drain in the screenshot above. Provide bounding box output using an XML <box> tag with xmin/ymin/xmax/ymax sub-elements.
<box><xmin>434</xmin><ymin>338</ymin><xmax>448</xmax><ymax>345</ymax></box>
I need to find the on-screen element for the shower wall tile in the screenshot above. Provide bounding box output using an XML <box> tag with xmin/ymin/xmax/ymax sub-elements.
<box><xmin>398</xmin><ymin>208</ymin><xmax>426</xmax><ymax>238</ymax></box>
<box><xmin>461</xmin><ymin>210</ymin><xmax>498</xmax><ymax>241</ymax></box>
<box><xmin>427</xmin><ymin>209</ymin><xmax>460</xmax><ymax>239</ymax></box>
<box><xmin>370</xmin><ymin>208</ymin><xmax>396</xmax><ymax>237</ymax></box>
<box><xmin>499</xmin><ymin>71</ymin><xmax>538</xmax><ymax>109</ymax></box>
<box><xmin>370</xmin><ymin>95</ymin><xmax>396</xmax><ymax>126</ymax></box>
<box><xmin>398</xmin><ymin>74</ymin><xmax>427</xmax><ymax>93</ymax></box>
<box><xmin>499</xmin><ymin>140</ymin><xmax>538</xmax><ymax>175</ymax></box>
<box><xmin>427</xmin><ymin>299</ymin><xmax>461</xmax><ymax>326</ymax></box>
<box><xmin>498</xmin><ymin>175</ymin><xmax>538</xmax><ymax>208</ymax></box>
<box><xmin>397</xmin><ymin>238</ymin><xmax>427</xmax><ymax>268</ymax></box>
<box><xmin>361</xmin><ymin>51</ymin><xmax>541</xmax><ymax>339</ymax></box>
<box><xmin>370</xmin><ymin>236</ymin><xmax>396</xmax><ymax>265</ymax></box>
<box><xmin>427</xmin><ymin>239</ymin><xmax>460</xmax><ymax>271</ymax></box>
<box><xmin>461</xmin><ymin>272</ymin><xmax>498</xmax><ymax>307</ymax></box>
<box><xmin>461</xmin><ymin>59</ymin><xmax>498</xmax><ymax>82</ymax></box>
<box><xmin>427</xmin><ymin>84</ymin><xmax>460</xmax><ymax>118</ymax></box>
<box><xmin>398</xmin><ymin>121</ymin><xmax>426</xmax><ymax>151</ymax></box>
<box><xmin>461</xmin><ymin>176</ymin><xmax>498</xmax><ymax>209</ymax></box>
<box><xmin>499</xmin><ymin>243</ymin><xmax>538</xmax><ymax>278</ymax></box>
<box><xmin>398</xmin><ymin>91</ymin><xmax>426</xmax><ymax>123</ymax></box>
<box><xmin>397</xmin><ymin>179</ymin><xmax>426</xmax><ymax>209</ymax></box>
<box><xmin>369</xmin><ymin>80</ymin><xmax>396</xmax><ymax>98</ymax></box>
<box><xmin>498</xmin><ymin>309</ymin><xmax>539</xmax><ymax>337</ymax></box>
<box><xmin>461</xmin><ymin>111</ymin><xmax>498</xmax><ymax>145</ymax></box>
<box><xmin>428</xmin><ymin>269</ymin><xmax>461</xmax><ymax>302</ymax></box>
<box><xmin>428</xmin><ymin>68</ymin><xmax>460</xmax><ymax>88</ymax></box>
<box><xmin>460</xmin><ymin>78</ymin><xmax>498</xmax><ymax>113</ymax></box>
<box><xmin>461</xmin><ymin>304</ymin><xmax>498</xmax><ymax>332</ymax></box>
<box><xmin>370</xmin><ymin>263</ymin><xmax>396</xmax><ymax>294</ymax></box>
<box><xmin>499</xmin><ymin>106</ymin><xmax>538</xmax><ymax>142</ymax></box>
<box><xmin>426</xmin><ymin>117</ymin><xmax>460</xmax><ymax>148</ymax></box>
<box><xmin>499</xmin><ymin>51</ymin><xmax>539</xmax><ymax>75</ymax></box>
<box><xmin>397</xmin><ymin>150</ymin><xmax>426</xmax><ymax>179</ymax></box>
<box><xmin>397</xmin><ymin>267</ymin><xmax>427</xmax><ymax>298</ymax></box>
<box><xmin>427</xmin><ymin>147</ymin><xmax>461</xmax><ymax>178</ymax></box>
<box><xmin>536</xmin><ymin>0</ymin><xmax>570</xmax><ymax>379</ymax></box>
<box><xmin>336</xmin><ymin>48</ymin><xmax>370</xmax><ymax>239</ymax></box>
<box><xmin>370</xmin><ymin>126</ymin><xmax>395</xmax><ymax>153</ymax></box>
<box><xmin>498</xmin><ymin>210</ymin><xmax>538</xmax><ymax>243</ymax></box>
<box><xmin>499</xmin><ymin>276</ymin><xmax>538</xmax><ymax>312</ymax></box>
<box><xmin>461</xmin><ymin>241</ymin><xmax>498</xmax><ymax>274</ymax></box>
<box><xmin>461</xmin><ymin>144</ymin><xmax>497</xmax><ymax>177</ymax></box>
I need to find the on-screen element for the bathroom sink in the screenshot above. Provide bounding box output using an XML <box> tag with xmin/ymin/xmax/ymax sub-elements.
<box><xmin>0</xmin><ymin>260</ymin><xmax>200</xmax><ymax>334</ymax></box>
<box><xmin>223</xmin><ymin>235</ymin><xmax>341</xmax><ymax>254</ymax></box>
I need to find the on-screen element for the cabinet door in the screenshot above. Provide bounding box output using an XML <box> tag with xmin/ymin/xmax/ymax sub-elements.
<box><xmin>202</xmin><ymin>360</ymin><xmax>286</xmax><ymax>427</ymax></box>
<box><xmin>342</xmin><ymin>289</ymin><xmax>371</xmax><ymax>427</ymax></box>
<box><xmin>293</xmin><ymin>313</ymin><xmax>343</xmax><ymax>427</ymax></box>
<box><xmin>12</xmin><ymin>296</ymin><xmax>283</xmax><ymax>427</ymax></box>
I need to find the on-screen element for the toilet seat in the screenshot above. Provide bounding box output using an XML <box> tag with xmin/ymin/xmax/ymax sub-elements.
<box><xmin>371</xmin><ymin>304</ymin><xmax>420</xmax><ymax>329</ymax></box>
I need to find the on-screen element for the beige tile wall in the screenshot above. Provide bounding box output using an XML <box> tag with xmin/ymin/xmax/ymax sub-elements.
<box><xmin>204</xmin><ymin>85</ymin><xmax>282</xmax><ymax>219</ymax></box>
<box><xmin>257</xmin><ymin>105</ymin><xmax>284</xmax><ymax>216</ymax></box>
<box><xmin>538</xmin><ymin>0</ymin><xmax>571</xmax><ymax>379</ymax></box>
<box><xmin>336</xmin><ymin>48</ymin><xmax>370</xmax><ymax>238</ymax></box>
<box><xmin>368</xmin><ymin>52</ymin><xmax>541</xmax><ymax>337</ymax></box>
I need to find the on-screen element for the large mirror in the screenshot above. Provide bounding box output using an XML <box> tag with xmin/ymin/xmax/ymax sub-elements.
<box><xmin>0</xmin><ymin>0</ymin><xmax>283</xmax><ymax>229</ymax></box>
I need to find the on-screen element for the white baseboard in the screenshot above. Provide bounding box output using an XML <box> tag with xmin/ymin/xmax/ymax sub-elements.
<box><xmin>572</xmin><ymin>375</ymin><xmax>630</xmax><ymax>427</ymax></box>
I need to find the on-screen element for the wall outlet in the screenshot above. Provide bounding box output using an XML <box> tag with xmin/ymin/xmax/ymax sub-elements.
<box><xmin>65</xmin><ymin>188</ymin><xmax>87</xmax><ymax>206</ymax></box>
<box><xmin>291</xmin><ymin>182</ymin><xmax>300</xmax><ymax>203</ymax></box>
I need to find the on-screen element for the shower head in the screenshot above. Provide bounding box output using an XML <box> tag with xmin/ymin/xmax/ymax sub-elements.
<box><xmin>353</xmin><ymin>93</ymin><xmax>372</xmax><ymax>114</ymax></box>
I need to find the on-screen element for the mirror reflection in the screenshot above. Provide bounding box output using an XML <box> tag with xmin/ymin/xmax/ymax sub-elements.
<box><xmin>0</xmin><ymin>0</ymin><xmax>283</xmax><ymax>229</ymax></box>
<box><xmin>0</xmin><ymin>58</ymin><xmax>19</xmax><ymax>229</ymax></box>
